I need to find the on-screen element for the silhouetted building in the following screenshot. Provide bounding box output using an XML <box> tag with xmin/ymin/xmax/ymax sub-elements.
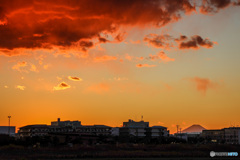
<box><xmin>18</xmin><ymin>125</ymin><xmax>49</xmax><ymax>137</ymax></box>
<box><xmin>147</xmin><ymin>126</ymin><xmax>169</xmax><ymax>137</ymax></box>
<box><xmin>174</xmin><ymin>124</ymin><xmax>206</xmax><ymax>141</ymax></box>
<box><xmin>202</xmin><ymin>127</ymin><xmax>240</xmax><ymax>144</ymax></box>
<box><xmin>224</xmin><ymin>127</ymin><xmax>240</xmax><ymax>144</ymax></box>
<box><xmin>123</xmin><ymin>119</ymin><xmax>149</xmax><ymax>128</ymax></box>
<box><xmin>18</xmin><ymin>120</ymin><xmax>111</xmax><ymax>138</ymax></box>
<box><xmin>51</xmin><ymin>118</ymin><xmax>81</xmax><ymax>127</ymax></box>
<box><xmin>202</xmin><ymin>129</ymin><xmax>224</xmax><ymax>143</ymax></box>
<box><xmin>120</xmin><ymin>119</ymin><xmax>169</xmax><ymax>138</ymax></box>
<box><xmin>0</xmin><ymin>126</ymin><xmax>15</xmax><ymax>136</ymax></box>
<box><xmin>76</xmin><ymin>125</ymin><xmax>111</xmax><ymax>136</ymax></box>
<box><xmin>120</xmin><ymin>126</ymin><xmax>146</xmax><ymax>137</ymax></box>
<box><xmin>111</xmin><ymin>127</ymin><xmax>119</xmax><ymax>136</ymax></box>
<box><xmin>173</xmin><ymin>133</ymin><xmax>188</xmax><ymax>141</ymax></box>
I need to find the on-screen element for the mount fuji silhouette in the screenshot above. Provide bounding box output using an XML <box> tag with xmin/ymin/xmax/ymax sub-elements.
<box><xmin>182</xmin><ymin>124</ymin><xmax>206</xmax><ymax>133</ymax></box>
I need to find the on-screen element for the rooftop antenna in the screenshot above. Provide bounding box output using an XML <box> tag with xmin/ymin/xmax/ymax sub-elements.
<box><xmin>141</xmin><ymin>115</ymin><xmax>143</xmax><ymax>121</ymax></box>
<box><xmin>8</xmin><ymin>115</ymin><xmax>11</xmax><ymax>135</ymax></box>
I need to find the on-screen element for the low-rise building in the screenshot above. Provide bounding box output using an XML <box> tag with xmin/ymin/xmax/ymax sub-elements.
<box><xmin>224</xmin><ymin>127</ymin><xmax>240</xmax><ymax>144</ymax></box>
<box><xmin>76</xmin><ymin>125</ymin><xmax>112</xmax><ymax>136</ymax></box>
<box><xmin>18</xmin><ymin>125</ymin><xmax>49</xmax><ymax>137</ymax></box>
<box><xmin>120</xmin><ymin>120</ymin><xmax>169</xmax><ymax>138</ymax></box>
<box><xmin>202</xmin><ymin>129</ymin><xmax>224</xmax><ymax>143</ymax></box>
<box><xmin>18</xmin><ymin>121</ymin><xmax>111</xmax><ymax>138</ymax></box>
<box><xmin>148</xmin><ymin>126</ymin><xmax>169</xmax><ymax>137</ymax></box>
<box><xmin>202</xmin><ymin>127</ymin><xmax>240</xmax><ymax>144</ymax></box>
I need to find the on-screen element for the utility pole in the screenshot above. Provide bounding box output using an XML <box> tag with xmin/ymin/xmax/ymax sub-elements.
<box><xmin>176</xmin><ymin>125</ymin><xmax>179</xmax><ymax>134</ymax></box>
<box><xmin>180</xmin><ymin>128</ymin><xmax>182</xmax><ymax>139</ymax></box>
<box><xmin>8</xmin><ymin>115</ymin><xmax>11</xmax><ymax>135</ymax></box>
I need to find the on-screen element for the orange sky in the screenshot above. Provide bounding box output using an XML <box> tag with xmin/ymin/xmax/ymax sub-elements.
<box><xmin>1</xmin><ymin>0</ymin><xmax>240</xmax><ymax>133</ymax></box>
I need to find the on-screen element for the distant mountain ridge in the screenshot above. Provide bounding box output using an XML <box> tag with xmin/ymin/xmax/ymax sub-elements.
<box><xmin>182</xmin><ymin>124</ymin><xmax>206</xmax><ymax>133</ymax></box>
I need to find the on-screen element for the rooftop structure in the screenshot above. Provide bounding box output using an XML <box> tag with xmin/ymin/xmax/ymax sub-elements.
<box><xmin>123</xmin><ymin>119</ymin><xmax>149</xmax><ymax>128</ymax></box>
<box><xmin>51</xmin><ymin>118</ymin><xmax>81</xmax><ymax>127</ymax></box>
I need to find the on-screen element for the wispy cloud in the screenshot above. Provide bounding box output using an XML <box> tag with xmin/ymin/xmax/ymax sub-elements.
<box><xmin>189</xmin><ymin>77</ymin><xmax>219</xmax><ymax>94</ymax></box>
<box><xmin>149</xmin><ymin>51</ymin><xmax>175</xmax><ymax>62</ymax></box>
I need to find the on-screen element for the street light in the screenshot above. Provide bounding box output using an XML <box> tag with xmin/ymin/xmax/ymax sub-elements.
<box><xmin>8</xmin><ymin>115</ymin><xmax>11</xmax><ymax>135</ymax></box>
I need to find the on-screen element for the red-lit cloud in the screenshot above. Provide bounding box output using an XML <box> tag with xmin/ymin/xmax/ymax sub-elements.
<box><xmin>190</xmin><ymin>77</ymin><xmax>219</xmax><ymax>94</ymax></box>
<box><xmin>2</xmin><ymin>0</ymin><xmax>232</xmax><ymax>55</ymax></box>
<box><xmin>0</xmin><ymin>0</ymin><xmax>236</xmax><ymax>60</ymax></box>
<box><xmin>53</xmin><ymin>82</ymin><xmax>71</xmax><ymax>91</ymax></box>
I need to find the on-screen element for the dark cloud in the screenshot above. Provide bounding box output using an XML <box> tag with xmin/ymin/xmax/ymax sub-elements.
<box><xmin>68</xmin><ymin>76</ymin><xmax>82</xmax><ymax>81</ymax></box>
<box><xmin>175</xmin><ymin>35</ymin><xmax>187</xmax><ymax>42</ymax></box>
<box><xmin>144</xmin><ymin>34</ymin><xmax>173</xmax><ymax>49</ymax></box>
<box><xmin>0</xmin><ymin>0</ymin><xmax>236</xmax><ymax>54</ymax></box>
<box><xmin>177</xmin><ymin>35</ymin><xmax>214</xmax><ymax>49</ymax></box>
<box><xmin>98</xmin><ymin>37</ymin><xmax>109</xmax><ymax>43</ymax></box>
<box><xmin>114</xmin><ymin>32</ymin><xmax>126</xmax><ymax>42</ymax></box>
<box><xmin>200</xmin><ymin>0</ymin><xmax>232</xmax><ymax>14</ymax></box>
<box><xmin>144</xmin><ymin>34</ymin><xmax>215</xmax><ymax>50</ymax></box>
<box><xmin>53</xmin><ymin>82</ymin><xmax>71</xmax><ymax>90</ymax></box>
<box><xmin>233</xmin><ymin>0</ymin><xmax>240</xmax><ymax>5</ymax></box>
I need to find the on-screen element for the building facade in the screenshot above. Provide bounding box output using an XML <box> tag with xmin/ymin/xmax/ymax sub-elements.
<box><xmin>224</xmin><ymin>127</ymin><xmax>240</xmax><ymax>144</ymax></box>
<box><xmin>18</xmin><ymin>120</ymin><xmax>111</xmax><ymax>138</ymax></box>
<box><xmin>202</xmin><ymin>127</ymin><xmax>240</xmax><ymax>144</ymax></box>
<box><xmin>120</xmin><ymin>119</ymin><xmax>169</xmax><ymax>138</ymax></box>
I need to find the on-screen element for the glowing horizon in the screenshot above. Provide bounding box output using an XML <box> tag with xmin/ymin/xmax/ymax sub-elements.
<box><xmin>1</xmin><ymin>0</ymin><xmax>240</xmax><ymax>134</ymax></box>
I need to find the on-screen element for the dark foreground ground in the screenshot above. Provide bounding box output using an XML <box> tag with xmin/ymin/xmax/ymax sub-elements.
<box><xmin>0</xmin><ymin>144</ymin><xmax>239</xmax><ymax>160</ymax></box>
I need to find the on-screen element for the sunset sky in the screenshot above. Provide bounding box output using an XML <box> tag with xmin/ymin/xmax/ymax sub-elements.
<box><xmin>0</xmin><ymin>0</ymin><xmax>240</xmax><ymax>133</ymax></box>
